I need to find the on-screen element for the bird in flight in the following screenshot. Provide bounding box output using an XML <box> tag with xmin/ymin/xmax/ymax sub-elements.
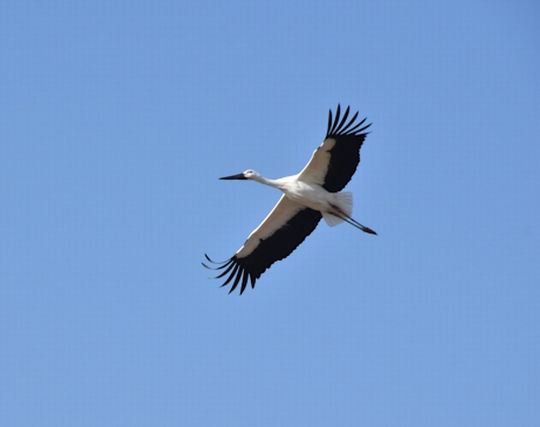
<box><xmin>203</xmin><ymin>105</ymin><xmax>376</xmax><ymax>294</ymax></box>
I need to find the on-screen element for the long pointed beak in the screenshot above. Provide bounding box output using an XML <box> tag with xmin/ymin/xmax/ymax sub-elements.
<box><xmin>219</xmin><ymin>173</ymin><xmax>247</xmax><ymax>180</ymax></box>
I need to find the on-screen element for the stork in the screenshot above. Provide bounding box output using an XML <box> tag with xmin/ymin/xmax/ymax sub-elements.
<box><xmin>203</xmin><ymin>105</ymin><xmax>376</xmax><ymax>294</ymax></box>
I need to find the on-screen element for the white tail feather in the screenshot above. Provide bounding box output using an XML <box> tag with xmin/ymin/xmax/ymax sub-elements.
<box><xmin>323</xmin><ymin>211</ymin><xmax>343</xmax><ymax>226</ymax></box>
<box><xmin>322</xmin><ymin>192</ymin><xmax>354</xmax><ymax>227</ymax></box>
<box><xmin>335</xmin><ymin>191</ymin><xmax>353</xmax><ymax>216</ymax></box>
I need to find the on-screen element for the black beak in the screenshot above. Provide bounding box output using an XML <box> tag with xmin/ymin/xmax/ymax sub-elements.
<box><xmin>219</xmin><ymin>173</ymin><xmax>247</xmax><ymax>180</ymax></box>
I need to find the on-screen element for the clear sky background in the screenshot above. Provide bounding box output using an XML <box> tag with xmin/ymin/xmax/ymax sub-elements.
<box><xmin>1</xmin><ymin>1</ymin><xmax>539</xmax><ymax>426</ymax></box>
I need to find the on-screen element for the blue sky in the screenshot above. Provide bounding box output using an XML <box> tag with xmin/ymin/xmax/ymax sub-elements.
<box><xmin>1</xmin><ymin>1</ymin><xmax>539</xmax><ymax>426</ymax></box>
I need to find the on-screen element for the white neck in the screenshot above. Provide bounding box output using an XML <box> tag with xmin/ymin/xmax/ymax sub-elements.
<box><xmin>252</xmin><ymin>175</ymin><xmax>282</xmax><ymax>189</ymax></box>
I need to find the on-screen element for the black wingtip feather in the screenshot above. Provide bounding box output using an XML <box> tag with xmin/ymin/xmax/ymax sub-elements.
<box><xmin>331</xmin><ymin>104</ymin><xmax>341</xmax><ymax>135</ymax></box>
<box><xmin>326</xmin><ymin>105</ymin><xmax>371</xmax><ymax>138</ymax></box>
<box><xmin>221</xmin><ymin>264</ymin><xmax>239</xmax><ymax>287</ymax></box>
<box><xmin>204</xmin><ymin>253</ymin><xmax>230</xmax><ymax>264</ymax></box>
<box><xmin>335</xmin><ymin>106</ymin><xmax>350</xmax><ymax>134</ymax></box>
<box><xmin>202</xmin><ymin>257</ymin><xmax>234</xmax><ymax>271</ymax></box>
<box><xmin>202</xmin><ymin>255</ymin><xmax>254</xmax><ymax>295</ymax></box>
<box><xmin>339</xmin><ymin>111</ymin><xmax>359</xmax><ymax>134</ymax></box>
<box><xmin>240</xmin><ymin>270</ymin><xmax>249</xmax><ymax>294</ymax></box>
<box><xmin>228</xmin><ymin>267</ymin><xmax>244</xmax><ymax>294</ymax></box>
<box><xmin>215</xmin><ymin>261</ymin><xmax>237</xmax><ymax>279</ymax></box>
<box><xmin>327</xmin><ymin>109</ymin><xmax>333</xmax><ymax>137</ymax></box>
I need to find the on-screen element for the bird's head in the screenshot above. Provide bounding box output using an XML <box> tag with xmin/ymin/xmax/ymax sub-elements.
<box><xmin>219</xmin><ymin>169</ymin><xmax>260</xmax><ymax>181</ymax></box>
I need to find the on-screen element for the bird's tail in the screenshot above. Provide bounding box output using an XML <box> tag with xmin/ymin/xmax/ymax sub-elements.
<box><xmin>324</xmin><ymin>193</ymin><xmax>377</xmax><ymax>235</ymax></box>
<box><xmin>322</xmin><ymin>192</ymin><xmax>353</xmax><ymax>227</ymax></box>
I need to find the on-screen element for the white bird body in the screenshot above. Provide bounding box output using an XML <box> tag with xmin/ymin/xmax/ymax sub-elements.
<box><xmin>253</xmin><ymin>174</ymin><xmax>335</xmax><ymax>212</ymax></box>
<box><xmin>279</xmin><ymin>177</ymin><xmax>332</xmax><ymax>211</ymax></box>
<box><xmin>204</xmin><ymin>105</ymin><xmax>376</xmax><ymax>294</ymax></box>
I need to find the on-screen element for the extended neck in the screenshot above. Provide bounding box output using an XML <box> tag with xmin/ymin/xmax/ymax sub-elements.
<box><xmin>252</xmin><ymin>175</ymin><xmax>282</xmax><ymax>190</ymax></box>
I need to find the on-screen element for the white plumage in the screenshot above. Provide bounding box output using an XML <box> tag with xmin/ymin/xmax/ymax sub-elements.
<box><xmin>204</xmin><ymin>105</ymin><xmax>376</xmax><ymax>294</ymax></box>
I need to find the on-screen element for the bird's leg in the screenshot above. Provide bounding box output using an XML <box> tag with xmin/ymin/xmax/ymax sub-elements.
<box><xmin>328</xmin><ymin>204</ymin><xmax>377</xmax><ymax>235</ymax></box>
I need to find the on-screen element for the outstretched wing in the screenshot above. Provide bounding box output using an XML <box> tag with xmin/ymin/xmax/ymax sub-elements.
<box><xmin>203</xmin><ymin>195</ymin><xmax>322</xmax><ymax>294</ymax></box>
<box><xmin>298</xmin><ymin>104</ymin><xmax>371</xmax><ymax>192</ymax></box>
